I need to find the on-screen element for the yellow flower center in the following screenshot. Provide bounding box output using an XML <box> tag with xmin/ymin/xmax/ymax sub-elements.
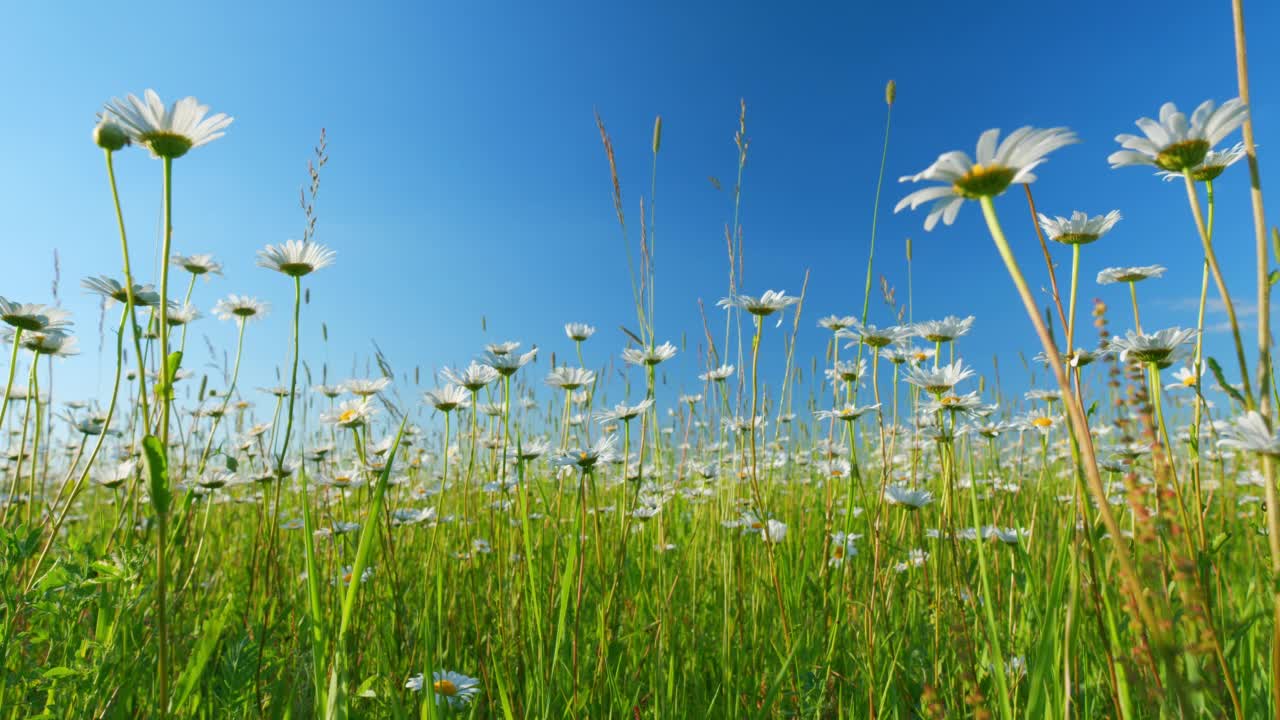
<box><xmin>334</xmin><ymin>475</ymin><xmax>351</xmax><ymax>485</ymax></box>
<box><xmin>750</xmin><ymin>521</ymin><xmax>763</xmax><ymax>530</ymax></box>
<box><xmin>1032</xmin><ymin>417</ymin><xmax>1054</xmax><ymax>428</ymax></box>
<box><xmin>1154</xmin><ymin>139</ymin><xmax>1210</xmax><ymax>173</ymax></box>
<box><xmin>339</xmin><ymin>409</ymin><xmax>359</xmax><ymax>424</ymax></box>
<box><xmin>833</xmin><ymin>546</ymin><xmax>845</xmax><ymax>558</ymax></box>
<box><xmin>940</xmin><ymin>395</ymin><xmax>961</xmax><ymax>406</ymax></box>
<box><xmin>434</xmin><ymin>679</ymin><xmax>458</xmax><ymax>696</ymax></box>
<box><xmin>952</xmin><ymin>163</ymin><xmax>1017</xmax><ymax>199</ymax></box>
<box><xmin>1182</xmin><ymin>374</ymin><xmax>1197</xmax><ymax>387</ymax></box>
<box><xmin>912</xmin><ymin>352</ymin><xmax>929</xmax><ymax>362</ymax></box>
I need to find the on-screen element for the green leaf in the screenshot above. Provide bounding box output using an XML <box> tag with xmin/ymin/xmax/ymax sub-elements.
<box><xmin>1269</xmin><ymin>269</ymin><xmax>1280</xmax><ymax>287</ymax></box>
<box><xmin>225</xmin><ymin>454</ymin><xmax>238</xmax><ymax>472</ymax></box>
<box><xmin>42</xmin><ymin>666</ymin><xmax>78</xmax><ymax>679</ymax></box>
<box><xmin>142</xmin><ymin>435</ymin><xmax>170</xmax><ymax>516</ymax></box>
<box><xmin>1206</xmin><ymin>356</ymin><xmax>1246</xmax><ymax>407</ymax></box>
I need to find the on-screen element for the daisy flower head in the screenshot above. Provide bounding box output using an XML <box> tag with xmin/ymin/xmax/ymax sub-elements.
<box><xmin>1217</xmin><ymin>412</ymin><xmax>1280</xmax><ymax>457</ymax></box>
<box><xmin>594</xmin><ymin>398</ymin><xmax>654</xmax><ymax>424</ymax></box>
<box><xmin>895</xmin><ymin>127</ymin><xmax>1079</xmax><ymax>230</ymax></box>
<box><xmin>343</xmin><ymin>377</ymin><xmax>391</xmax><ymax>397</ymax></box>
<box><xmin>0</xmin><ymin>298</ymin><xmax>73</xmax><ymax>333</ymax></box>
<box><xmin>565</xmin><ymin>322</ymin><xmax>596</xmax><ymax>342</ymax></box>
<box><xmin>485</xmin><ymin>341</ymin><xmax>521</xmax><ymax>356</ymax></box>
<box><xmin>1164</xmin><ymin>363</ymin><xmax>1203</xmax><ymax>391</ymax></box>
<box><xmin>92</xmin><ymin>114</ymin><xmax>130</xmax><ymax>151</ymax></box>
<box><xmin>1037</xmin><ymin>210</ymin><xmax>1121</xmax><ymax>245</ymax></box>
<box><xmin>321</xmin><ymin>399</ymin><xmax>378</xmax><ymax>429</ymax></box>
<box><xmin>884</xmin><ymin>485</ymin><xmax>935</xmax><ymax>509</ymax></box>
<box><xmin>164</xmin><ymin>303</ymin><xmax>201</xmax><ymax>326</ymax></box>
<box><xmin>171</xmin><ymin>252</ymin><xmax>222</xmax><ymax>277</ymax></box>
<box><xmin>212</xmin><ymin>295</ymin><xmax>269</xmax><ymax>323</ymax></box>
<box><xmin>912</xmin><ymin>315</ymin><xmax>975</xmax><ymax>343</ymax></box>
<box><xmin>442</xmin><ymin>362</ymin><xmax>500</xmax><ymax>391</ymax></box>
<box><xmin>105</xmin><ymin>89</ymin><xmax>232</xmax><ymax>159</ymax></box>
<box><xmin>818</xmin><ymin>315</ymin><xmax>858</xmax><ymax>332</ymax></box>
<box><xmin>923</xmin><ymin>392</ymin><xmax>984</xmax><ymax>415</ymax></box>
<box><xmin>1096</xmin><ymin>265</ymin><xmax>1166</xmax><ymax>285</ymax></box>
<box><xmin>838</xmin><ymin>321</ymin><xmax>912</xmax><ymax>349</ymax></box>
<box><xmin>82</xmin><ymin>277</ymin><xmax>161</xmax><ymax>308</ymax></box>
<box><xmin>18</xmin><ymin>331</ymin><xmax>79</xmax><ymax>358</ymax></box>
<box><xmin>405</xmin><ymin>670</ymin><xmax>481</xmax><ymax>709</ymax></box>
<box><xmin>1108</xmin><ymin>98</ymin><xmax>1247</xmax><ymax>172</ymax></box>
<box><xmin>257</xmin><ymin>240</ymin><xmax>336</xmax><ymax>277</ymax></box>
<box><xmin>815</xmin><ymin>403</ymin><xmax>881</xmax><ymax>422</ymax></box>
<box><xmin>1108</xmin><ymin>327</ymin><xmax>1196</xmax><ymax>365</ymax></box>
<box><xmin>553</xmin><ymin>434</ymin><xmax>619</xmax><ymax>471</ymax></box>
<box><xmin>545</xmin><ymin>366</ymin><xmax>596</xmax><ymax>391</ymax></box>
<box><xmin>483</xmin><ymin>348</ymin><xmax>538</xmax><ymax>376</ymax></box>
<box><xmin>903</xmin><ymin>360</ymin><xmax>975</xmax><ymax>395</ymax></box>
<box><xmin>699</xmin><ymin>364</ymin><xmax>735</xmax><ymax>382</ymax></box>
<box><xmin>826</xmin><ymin>359</ymin><xmax>868</xmax><ymax>385</ymax></box>
<box><xmin>425</xmin><ymin>385</ymin><xmax>470</xmax><ymax>412</ymax></box>
<box><xmin>622</xmin><ymin>341</ymin><xmax>677</xmax><ymax>367</ymax></box>
<box><xmin>717</xmin><ymin>290</ymin><xmax>799</xmax><ymax>317</ymax></box>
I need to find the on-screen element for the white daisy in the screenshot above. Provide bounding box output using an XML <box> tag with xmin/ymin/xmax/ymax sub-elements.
<box><xmin>896</xmin><ymin>127</ymin><xmax>1079</xmax><ymax>230</ymax></box>
<box><xmin>425</xmin><ymin>385</ymin><xmax>470</xmax><ymax>412</ymax></box>
<box><xmin>0</xmin><ymin>298</ymin><xmax>73</xmax><ymax>333</ymax></box>
<box><xmin>405</xmin><ymin>670</ymin><xmax>481</xmax><ymax>709</ymax></box>
<box><xmin>257</xmin><ymin>240</ymin><xmax>336</xmax><ymax>277</ymax></box>
<box><xmin>1096</xmin><ymin>265</ymin><xmax>1166</xmax><ymax>285</ymax></box>
<box><xmin>82</xmin><ymin>277</ymin><xmax>161</xmax><ymax>308</ymax></box>
<box><xmin>1108</xmin><ymin>98</ymin><xmax>1247</xmax><ymax>172</ymax></box>
<box><xmin>1037</xmin><ymin>210</ymin><xmax>1121</xmax><ymax>245</ymax></box>
<box><xmin>1217</xmin><ymin>412</ymin><xmax>1280</xmax><ymax>456</ymax></box>
<box><xmin>564</xmin><ymin>322</ymin><xmax>596</xmax><ymax>341</ymax></box>
<box><xmin>545</xmin><ymin>367</ymin><xmax>595</xmax><ymax>391</ymax></box>
<box><xmin>171</xmin><ymin>253</ymin><xmax>222</xmax><ymax>277</ymax></box>
<box><xmin>1107</xmin><ymin>328</ymin><xmax>1197</xmax><ymax>364</ymax></box>
<box><xmin>622</xmin><ymin>342</ymin><xmax>677</xmax><ymax>367</ymax></box>
<box><xmin>717</xmin><ymin>290</ymin><xmax>799</xmax><ymax>316</ymax></box>
<box><xmin>212</xmin><ymin>295</ymin><xmax>269</xmax><ymax>322</ymax></box>
<box><xmin>105</xmin><ymin>89</ymin><xmax>232</xmax><ymax>159</ymax></box>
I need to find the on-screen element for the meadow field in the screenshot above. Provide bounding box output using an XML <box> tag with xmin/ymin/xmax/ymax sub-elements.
<box><xmin>3</xmin><ymin>4</ymin><xmax>1280</xmax><ymax>719</ymax></box>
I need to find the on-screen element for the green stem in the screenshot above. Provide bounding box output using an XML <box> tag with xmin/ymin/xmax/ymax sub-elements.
<box><xmin>277</xmin><ymin>276</ymin><xmax>303</xmax><ymax>464</ymax></box>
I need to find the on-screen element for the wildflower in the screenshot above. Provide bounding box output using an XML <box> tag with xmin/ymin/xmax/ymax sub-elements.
<box><xmin>818</xmin><ymin>315</ymin><xmax>858</xmax><ymax>332</ymax></box>
<box><xmin>257</xmin><ymin>240</ymin><xmax>336</xmax><ymax>277</ymax></box>
<box><xmin>815</xmin><ymin>403</ymin><xmax>880</xmax><ymax>422</ymax></box>
<box><xmin>896</xmin><ymin>127</ymin><xmax>1078</xmax><ymax>230</ymax></box>
<box><xmin>553</xmin><ymin>435</ymin><xmax>618</xmax><ymax>471</ymax></box>
<box><xmin>913</xmin><ymin>316</ymin><xmax>975</xmax><ymax>343</ymax></box>
<box><xmin>443</xmin><ymin>362</ymin><xmax>500</xmax><ymax>391</ymax></box>
<box><xmin>1108</xmin><ymin>328</ymin><xmax>1196</xmax><ymax>364</ymax></box>
<box><xmin>212</xmin><ymin>294</ymin><xmax>269</xmax><ymax>322</ymax></box>
<box><xmin>700</xmin><ymin>364</ymin><xmax>735</xmax><ymax>382</ymax></box>
<box><xmin>622</xmin><ymin>342</ymin><xmax>677</xmax><ymax>367</ymax></box>
<box><xmin>1096</xmin><ymin>265</ymin><xmax>1166</xmax><ymax>285</ymax></box>
<box><xmin>0</xmin><ymin>298</ymin><xmax>73</xmax><ymax>333</ymax></box>
<box><xmin>321</xmin><ymin>399</ymin><xmax>377</xmax><ymax>429</ymax></box>
<box><xmin>405</xmin><ymin>670</ymin><xmax>481</xmax><ymax>709</ymax></box>
<box><xmin>594</xmin><ymin>399</ymin><xmax>654</xmax><ymax>424</ymax></box>
<box><xmin>1165</xmin><ymin>363</ymin><xmax>1204</xmax><ymax>391</ymax></box>
<box><xmin>344</xmin><ymin>377</ymin><xmax>391</xmax><ymax>397</ymax></box>
<box><xmin>164</xmin><ymin>303</ymin><xmax>200</xmax><ymax>326</ymax></box>
<box><xmin>1037</xmin><ymin>210</ymin><xmax>1121</xmax><ymax>245</ymax></box>
<box><xmin>19</xmin><ymin>331</ymin><xmax>79</xmax><ymax>357</ymax></box>
<box><xmin>1218</xmin><ymin>412</ymin><xmax>1280</xmax><ymax>456</ymax></box>
<box><xmin>895</xmin><ymin>549</ymin><xmax>929</xmax><ymax>572</ymax></box>
<box><xmin>1108</xmin><ymin>98</ymin><xmax>1247</xmax><ymax>172</ymax></box>
<box><xmin>105</xmin><ymin>89</ymin><xmax>232</xmax><ymax>158</ymax></box>
<box><xmin>93</xmin><ymin>115</ymin><xmax>130</xmax><ymax>151</ymax></box>
<box><xmin>565</xmin><ymin>322</ymin><xmax>596</xmax><ymax>341</ymax></box>
<box><xmin>545</xmin><ymin>367</ymin><xmax>595</xmax><ymax>390</ymax></box>
<box><xmin>826</xmin><ymin>359</ymin><xmax>867</xmax><ymax>385</ymax></box>
<box><xmin>717</xmin><ymin>290</ymin><xmax>799</xmax><ymax>316</ymax></box>
<box><xmin>485</xmin><ymin>340</ymin><xmax>521</xmax><ymax>355</ymax></box>
<box><xmin>483</xmin><ymin>348</ymin><xmax>538</xmax><ymax>376</ymax></box>
<box><xmin>171</xmin><ymin>252</ymin><xmax>222</xmax><ymax>277</ymax></box>
<box><xmin>903</xmin><ymin>360</ymin><xmax>974</xmax><ymax>394</ymax></box>
<box><xmin>82</xmin><ymin>277</ymin><xmax>161</xmax><ymax>307</ymax></box>
<box><xmin>923</xmin><ymin>392</ymin><xmax>984</xmax><ymax>415</ymax></box>
<box><xmin>1021</xmin><ymin>410</ymin><xmax>1059</xmax><ymax>434</ymax></box>
<box><xmin>884</xmin><ymin>485</ymin><xmax>935</xmax><ymax>509</ymax></box>
<box><xmin>425</xmin><ymin>385</ymin><xmax>470</xmax><ymax>412</ymax></box>
<box><xmin>839</xmin><ymin>321</ymin><xmax>912</xmax><ymax>348</ymax></box>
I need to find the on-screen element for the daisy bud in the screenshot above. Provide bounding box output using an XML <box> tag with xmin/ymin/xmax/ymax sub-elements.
<box><xmin>885</xmin><ymin>79</ymin><xmax>896</xmax><ymax>106</ymax></box>
<box><xmin>94</xmin><ymin>117</ymin><xmax>130</xmax><ymax>151</ymax></box>
<box><xmin>652</xmin><ymin>115</ymin><xmax>663</xmax><ymax>154</ymax></box>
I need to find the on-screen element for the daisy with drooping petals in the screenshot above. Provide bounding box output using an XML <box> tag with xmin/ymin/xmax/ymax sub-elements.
<box><xmin>622</xmin><ymin>342</ymin><xmax>677</xmax><ymax>367</ymax></box>
<box><xmin>83</xmin><ymin>277</ymin><xmax>161</xmax><ymax>307</ymax></box>
<box><xmin>1096</xmin><ymin>265</ymin><xmax>1166</xmax><ymax>285</ymax></box>
<box><xmin>212</xmin><ymin>295</ymin><xmax>269</xmax><ymax>323</ymax></box>
<box><xmin>565</xmin><ymin>323</ymin><xmax>596</xmax><ymax>342</ymax></box>
<box><xmin>1218</xmin><ymin>412</ymin><xmax>1280</xmax><ymax>456</ymax></box>
<box><xmin>171</xmin><ymin>252</ymin><xmax>222</xmax><ymax>277</ymax></box>
<box><xmin>717</xmin><ymin>290</ymin><xmax>799</xmax><ymax>316</ymax></box>
<box><xmin>105</xmin><ymin>89</ymin><xmax>232</xmax><ymax>159</ymax></box>
<box><xmin>895</xmin><ymin>127</ymin><xmax>1078</xmax><ymax>230</ymax></box>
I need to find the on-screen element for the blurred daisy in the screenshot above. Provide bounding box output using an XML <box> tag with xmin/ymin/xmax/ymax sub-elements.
<box><xmin>545</xmin><ymin>367</ymin><xmax>595</xmax><ymax>391</ymax></box>
<box><xmin>818</xmin><ymin>315</ymin><xmax>858</xmax><ymax>332</ymax></box>
<box><xmin>839</xmin><ymin>321</ymin><xmax>911</xmax><ymax>348</ymax></box>
<box><xmin>443</xmin><ymin>362</ymin><xmax>499</xmax><ymax>391</ymax></box>
<box><xmin>884</xmin><ymin>485</ymin><xmax>935</xmax><ymax>509</ymax></box>
<box><xmin>0</xmin><ymin>298</ymin><xmax>73</xmax><ymax>333</ymax></box>
<box><xmin>565</xmin><ymin>322</ymin><xmax>596</xmax><ymax>341</ymax></box>
<box><xmin>82</xmin><ymin>277</ymin><xmax>161</xmax><ymax>307</ymax></box>
<box><xmin>815</xmin><ymin>403</ymin><xmax>880</xmax><ymax>422</ymax></box>
<box><xmin>553</xmin><ymin>435</ymin><xmax>618</xmax><ymax>471</ymax></box>
<box><xmin>1218</xmin><ymin>412</ymin><xmax>1280</xmax><ymax>456</ymax></box>
<box><xmin>484</xmin><ymin>348</ymin><xmax>538</xmax><ymax>376</ymax></box>
<box><xmin>164</xmin><ymin>303</ymin><xmax>200</xmax><ymax>326</ymax></box>
<box><xmin>212</xmin><ymin>295</ymin><xmax>269</xmax><ymax>323</ymax></box>
<box><xmin>171</xmin><ymin>252</ymin><xmax>222</xmax><ymax>277</ymax></box>
<box><xmin>1108</xmin><ymin>98</ymin><xmax>1247</xmax><ymax>172</ymax></box>
<box><xmin>20</xmin><ymin>331</ymin><xmax>79</xmax><ymax>357</ymax></box>
<box><xmin>700</xmin><ymin>364</ymin><xmax>734</xmax><ymax>382</ymax></box>
<box><xmin>105</xmin><ymin>89</ymin><xmax>232</xmax><ymax>158</ymax></box>
<box><xmin>425</xmin><ymin>385</ymin><xmax>470</xmax><ymax>412</ymax></box>
<box><xmin>344</xmin><ymin>377</ymin><xmax>391</xmax><ymax>397</ymax></box>
<box><xmin>257</xmin><ymin>240</ymin><xmax>336</xmax><ymax>277</ymax></box>
<box><xmin>895</xmin><ymin>127</ymin><xmax>1078</xmax><ymax>230</ymax></box>
<box><xmin>903</xmin><ymin>360</ymin><xmax>974</xmax><ymax>394</ymax></box>
<box><xmin>913</xmin><ymin>316</ymin><xmax>974</xmax><ymax>343</ymax></box>
<box><xmin>1037</xmin><ymin>210</ymin><xmax>1121</xmax><ymax>245</ymax></box>
<box><xmin>622</xmin><ymin>342</ymin><xmax>677</xmax><ymax>367</ymax></box>
<box><xmin>717</xmin><ymin>290</ymin><xmax>799</xmax><ymax>316</ymax></box>
<box><xmin>321</xmin><ymin>399</ymin><xmax>377</xmax><ymax>429</ymax></box>
<box><xmin>594</xmin><ymin>399</ymin><xmax>654</xmax><ymax>424</ymax></box>
<box><xmin>1096</xmin><ymin>265</ymin><xmax>1166</xmax><ymax>285</ymax></box>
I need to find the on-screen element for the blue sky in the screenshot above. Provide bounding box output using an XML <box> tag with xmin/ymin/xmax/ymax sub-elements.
<box><xmin>1</xmin><ymin>0</ymin><xmax>1275</xmax><ymax>416</ymax></box>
